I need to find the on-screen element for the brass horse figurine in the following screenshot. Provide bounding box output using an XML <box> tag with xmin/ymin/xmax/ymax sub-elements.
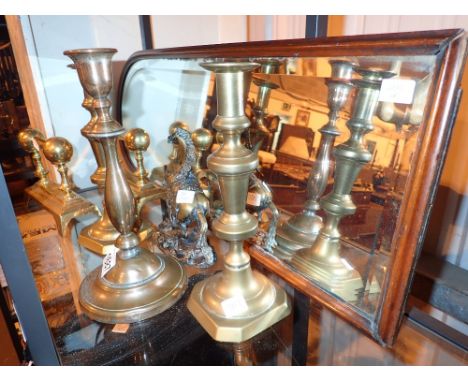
<box><xmin>156</xmin><ymin>122</ymin><xmax>215</xmax><ymax>268</ymax></box>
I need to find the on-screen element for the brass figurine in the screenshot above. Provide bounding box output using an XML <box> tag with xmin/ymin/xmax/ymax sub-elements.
<box><xmin>275</xmin><ymin>60</ymin><xmax>354</xmax><ymax>260</ymax></box>
<box><xmin>292</xmin><ymin>67</ymin><xmax>395</xmax><ymax>301</ymax></box>
<box><xmin>157</xmin><ymin>122</ymin><xmax>215</xmax><ymax>268</ymax></box>
<box><xmin>66</xmin><ymin>48</ymin><xmax>186</xmax><ymax>323</ymax></box>
<box><xmin>18</xmin><ymin>129</ymin><xmax>101</xmax><ymax>236</ymax></box>
<box><xmin>187</xmin><ymin>62</ymin><xmax>290</xmax><ymax>343</ymax></box>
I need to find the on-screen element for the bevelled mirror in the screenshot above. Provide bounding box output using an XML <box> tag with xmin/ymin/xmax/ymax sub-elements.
<box><xmin>116</xmin><ymin>29</ymin><xmax>467</xmax><ymax>345</ymax></box>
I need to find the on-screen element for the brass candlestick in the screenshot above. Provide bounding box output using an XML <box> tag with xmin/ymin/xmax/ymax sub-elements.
<box><xmin>292</xmin><ymin>67</ymin><xmax>395</xmax><ymax>301</ymax></box>
<box><xmin>187</xmin><ymin>62</ymin><xmax>290</xmax><ymax>342</ymax></box>
<box><xmin>275</xmin><ymin>60</ymin><xmax>354</xmax><ymax>260</ymax></box>
<box><xmin>66</xmin><ymin>48</ymin><xmax>186</xmax><ymax>324</ymax></box>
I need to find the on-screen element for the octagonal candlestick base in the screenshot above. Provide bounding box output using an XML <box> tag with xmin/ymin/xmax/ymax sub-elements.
<box><xmin>187</xmin><ymin>61</ymin><xmax>290</xmax><ymax>343</ymax></box>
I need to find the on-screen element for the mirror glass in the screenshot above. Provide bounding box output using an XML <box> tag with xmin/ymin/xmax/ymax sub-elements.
<box><xmin>121</xmin><ymin>54</ymin><xmax>437</xmax><ymax>319</ymax></box>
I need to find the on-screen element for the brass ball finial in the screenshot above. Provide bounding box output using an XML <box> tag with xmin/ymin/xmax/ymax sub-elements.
<box><xmin>18</xmin><ymin>128</ymin><xmax>45</xmax><ymax>153</ymax></box>
<box><xmin>169</xmin><ymin>121</ymin><xmax>190</xmax><ymax>135</ymax></box>
<box><xmin>43</xmin><ymin>137</ymin><xmax>73</xmax><ymax>165</ymax></box>
<box><xmin>191</xmin><ymin>128</ymin><xmax>213</xmax><ymax>152</ymax></box>
<box><xmin>124</xmin><ymin>128</ymin><xmax>150</xmax><ymax>152</ymax></box>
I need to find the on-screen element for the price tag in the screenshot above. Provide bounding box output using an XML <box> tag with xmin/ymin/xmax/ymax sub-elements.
<box><xmin>101</xmin><ymin>250</ymin><xmax>117</xmax><ymax>278</ymax></box>
<box><xmin>341</xmin><ymin>258</ymin><xmax>354</xmax><ymax>271</ymax></box>
<box><xmin>378</xmin><ymin>78</ymin><xmax>416</xmax><ymax>104</ymax></box>
<box><xmin>221</xmin><ymin>295</ymin><xmax>248</xmax><ymax>317</ymax></box>
<box><xmin>176</xmin><ymin>189</ymin><xmax>195</xmax><ymax>204</ymax></box>
<box><xmin>112</xmin><ymin>323</ymin><xmax>130</xmax><ymax>334</ymax></box>
<box><xmin>247</xmin><ymin>192</ymin><xmax>262</xmax><ymax>207</ymax></box>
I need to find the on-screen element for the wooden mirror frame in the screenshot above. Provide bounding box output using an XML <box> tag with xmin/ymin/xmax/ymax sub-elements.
<box><xmin>116</xmin><ymin>29</ymin><xmax>467</xmax><ymax>346</ymax></box>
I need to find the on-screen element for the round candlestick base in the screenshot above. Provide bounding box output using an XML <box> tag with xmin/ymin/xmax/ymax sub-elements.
<box><xmin>79</xmin><ymin>249</ymin><xmax>187</xmax><ymax>323</ymax></box>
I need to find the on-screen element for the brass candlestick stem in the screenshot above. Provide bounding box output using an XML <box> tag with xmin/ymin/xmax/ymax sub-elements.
<box><xmin>275</xmin><ymin>60</ymin><xmax>354</xmax><ymax>260</ymax></box>
<box><xmin>66</xmin><ymin>48</ymin><xmax>186</xmax><ymax>323</ymax></box>
<box><xmin>292</xmin><ymin>67</ymin><xmax>395</xmax><ymax>301</ymax></box>
<box><xmin>187</xmin><ymin>62</ymin><xmax>290</xmax><ymax>342</ymax></box>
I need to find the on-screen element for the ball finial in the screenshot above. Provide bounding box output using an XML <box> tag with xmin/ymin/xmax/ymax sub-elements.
<box><xmin>191</xmin><ymin>128</ymin><xmax>213</xmax><ymax>152</ymax></box>
<box><xmin>43</xmin><ymin>137</ymin><xmax>73</xmax><ymax>164</ymax></box>
<box><xmin>124</xmin><ymin>128</ymin><xmax>150</xmax><ymax>152</ymax></box>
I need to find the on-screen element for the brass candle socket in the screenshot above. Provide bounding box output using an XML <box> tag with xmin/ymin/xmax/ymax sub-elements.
<box><xmin>275</xmin><ymin>60</ymin><xmax>355</xmax><ymax>260</ymax></box>
<box><xmin>291</xmin><ymin>67</ymin><xmax>395</xmax><ymax>301</ymax></box>
<box><xmin>65</xmin><ymin>48</ymin><xmax>186</xmax><ymax>324</ymax></box>
<box><xmin>187</xmin><ymin>61</ymin><xmax>290</xmax><ymax>342</ymax></box>
<box><xmin>18</xmin><ymin>129</ymin><xmax>101</xmax><ymax>236</ymax></box>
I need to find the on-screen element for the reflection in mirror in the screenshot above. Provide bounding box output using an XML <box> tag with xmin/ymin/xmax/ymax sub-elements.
<box><xmin>121</xmin><ymin>54</ymin><xmax>436</xmax><ymax>319</ymax></box>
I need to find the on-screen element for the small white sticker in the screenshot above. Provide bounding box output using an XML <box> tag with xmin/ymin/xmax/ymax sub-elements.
<box><xmin>341</xmin><ymin>258</ymin><xmax>354</xmax><ymax>271</ymax></box>
<box><xmin>247</xmin><ymin>192</ymin><xmax>262</xmax><ymax>207</ymax></box>
<box><xmin>221</xmin><ymin>295</ymin><xmax>249</xmax><ymax>317</ymax></box>
<box><xmin>176</xmin><ymin>189</ymin><xmax>195</xmax><ymax>204</ymax></box>
<box><xmin>378</xmin><ymin>78</ymin><xmax>416</xmax><ymax>104</ymax></box>
<box><xmin>101</xmin><ymin>250</ymin><xmax>117</xmax><ymax>278</ymax></box>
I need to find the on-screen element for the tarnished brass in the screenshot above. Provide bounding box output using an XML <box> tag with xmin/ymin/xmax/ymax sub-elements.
<box><xmin>187</xmin><ymin>62</ymin><xmax>290</xmax><ymax>342</ymax></box>
<box><xmin>18</xmin><ymin>129</ymin><xmax>101</xmax><ymax>236</ymax></box>
<box><xmin>292</xmin><ymin>67</ymin><xmax>395</xmax><ymax>301</ymax></box>
<box><xmin>191</xmin><ymin>127</ymin><xmax>213</xmax><ymax>176</ymax></box>
<box><xmin>275</xmin><ymin>60</ymin><xmax>354</xmax><ymax>260</ymax></box>
<box><xmin>65</xmin><ymin>48</ymin><xmax>187</xmax><ymax>323</ymax></box>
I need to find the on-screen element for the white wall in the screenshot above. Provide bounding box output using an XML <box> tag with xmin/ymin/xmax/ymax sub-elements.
<box><xmin>151</xmin><ymin>16</ymin><xmax>247</xmax><ymax>48</ymax></box>
<box><xmin>21</xmin><ymin>16</ymin><xmax>143</xmax><ymax>189</ymax></box>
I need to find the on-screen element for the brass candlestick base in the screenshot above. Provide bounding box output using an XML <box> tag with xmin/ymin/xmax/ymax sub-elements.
<box><xmin>66</xmin><ymin>48</ymin><xmax>187</xmax><ymax>323</ymax></box>
<box><xmin>275</xmin><ymin>214</ymin><xmax>322</xmax><ymax>260</ymax></box>
<box><xmin>188</xmin><ymin>245</ymin><xmax>290</xmax><ymax>342</ymax></box>
<box><xmin>293</xmin><ymin>239</ymin><xmax>364</xmax><ymax>301</ymax></box>
<box><xmin>188</xmin><ymin>62</ymin><xmax>290</xmax><ymax>343</ymax></box>
<box><xmin>80</xmin><ymin>248</ymin><xmax>186</xmax><ymax>323</ymax></box>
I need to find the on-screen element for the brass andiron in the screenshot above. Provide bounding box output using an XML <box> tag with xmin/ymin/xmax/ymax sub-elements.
<box><xmin>66</xmin><ymin>48</ymin><xmax>186</xmax><ymax>323</ymax></box>
<box><xmin>187</xmin><ymin>62</ymin><xmax>290</xmax><ymax>342</ymax></box>
<box><xmin>292</xmin><ymin>67</ymin><xmax>395</xmax><ymax>301</ymax></box>
<box><xmin>275</xmin><ymin>60</ymin><xmax>354</xmax><ymax>260</ymax></box>
<box><xmin>18</xmin><ymin>129</ymin><xmax>101</xmax><ymax>236</ymax></box>
<box><xmin>124</xmin><ymin>128</ymin><xmax>166</xmax><ymax>235</ymax></box>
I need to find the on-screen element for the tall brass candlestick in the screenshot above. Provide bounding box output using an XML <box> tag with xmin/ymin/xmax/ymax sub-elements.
<box><xmin>67</xmin><ymin>62</ymin><xmax>121</xmax><ymax>255</ymax></box>
<box><xmin>292</xmin><ymin>67</ymin><xmax>394</xmax><ymax>301</ymax></box>
<box><xmin>275</xmin><ymin>60</ymin><xmax>354</xmax><ymax>260</ymax></box>
<box><xmin>187</xmin><ymin>62</ymin><xmax>290</xmax><ymax>343</ymax></box>
<box><xmin>66</xmin><ymin>48</ymin><xmax>186</xmax><ymax>323</ymax></box>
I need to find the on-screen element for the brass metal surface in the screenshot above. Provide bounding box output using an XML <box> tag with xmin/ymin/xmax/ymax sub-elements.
<box><xmin>65</xmin><ymin>53</ymin><xmax>122</xmax><ymax>254</ymax></box>
<box><xmin>187</xmin><ymin>61</ymin><xmax>291</xmax><ymax>342</ymax></box>
<box><xmin>291</xmin><ymin>67</ymin><xmax>395</xmax><ymax>301</ymax></box>
<box><xmin>275</xmin><ymin>60</ymin><xmax>354</xmax><ymax>260</ymax></box>
<box><xmin>18</xmin><ymin>129</ymin><xmax>101</xmax><ymax>236</ymax></box>
<box><xmin>65</xmin><ymin>48</ymin><xmax>186</xmax><ymax>323</ymax></box>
